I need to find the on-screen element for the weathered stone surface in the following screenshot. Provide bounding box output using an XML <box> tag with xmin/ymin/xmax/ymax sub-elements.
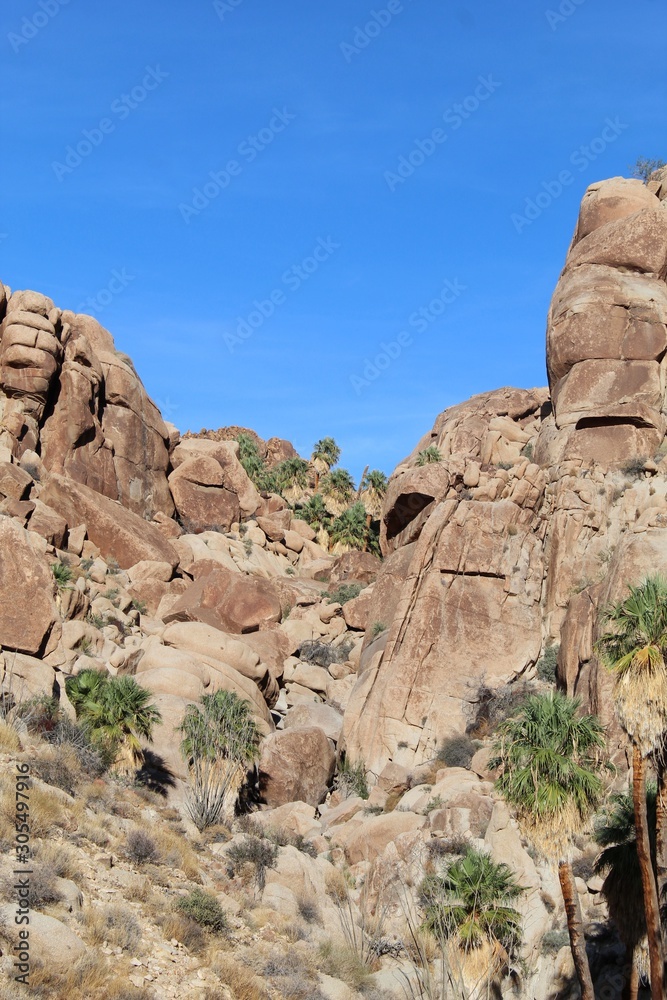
<box><xmin>572</xmin><ymin>176</ymin><xmax>659</xmax><ymax>242</ymax></box>
<box><xmin>40</xmin><ymin>473</ymin><xmax>178</xmax><ymax>570</ymax></box>
<box><xmin>163</xmin><ymin>563</ymin><xmax>281</xmax><ymax>634</ymax></box>
<box><xmin>26</xmin><ymin>499</ymin><xmax>68</xmax><ymax>548</ymax></box>
<box><xmin>0</xmin><ymin>519</ymin><xmax>59</xmax><ymax>654</ymax></box>
<box><xmin>0</xmin><ymin>461</ymin><xmax>33</xmax><ymax>499</ymax></box>
<box><xmin>343</xmin><ymin>498</ymin><xmax>543</xmax><ymax>773</ymax></box>
<box><xmin>0</xmin><ymin>905</ymin><xmax>86</xmax><ymax>967</ymax></box>
<box><xmin>259</xmin><ymin>727</ymin><xmax>335</xmax><ymax>807</ymax></box>
<box><xmin>329</xmin><ymin>810</ymin><xmax>427</xmax><ymax>864</ymax></box>
<box><xmin>284</xmin><ymin>702</ymin><xmax>344</xmax><ymax>742</ymax></box>
<box><xmin>171</xmin><ymin>437</ymin><xmax>262</xmax><ymax>517</ymax></box>
<box><xmin>169</xmin><ymin>455</ymin><xmax>240</xmax><ymax>532</ymax></box>
<box><xmin>328</xmin><ymin>551</ymin><xmax>381</xmax><ymax>587</ymax></box>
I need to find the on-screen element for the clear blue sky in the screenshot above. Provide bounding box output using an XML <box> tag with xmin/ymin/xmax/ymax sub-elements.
<box><xmin>1</xmin><ymin>0</ymin><xmax>664</xmax><ymax>479</ymax></box>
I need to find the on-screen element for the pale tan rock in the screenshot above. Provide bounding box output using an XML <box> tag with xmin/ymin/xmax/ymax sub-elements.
<box><xmin>284</xmin><ymin>703</ymin><xmax>344</xmax><ymax>742</ymax></box>
<box><xmin>329</xmin><ymin>810</ymin><xmax>427</xmax><ymax>864</ymax></box>
<box><xmin>259</xmin><ymin>727</ymin><xmax>335</xmax><ymax>807</ymax></box>
<box><xmin>0</xmin><ymin>905</ymin><xmax>86</xmax><ymax>967</ymax></box>
<box><xmin>163</xmin><ymin>563</ymin><xmax>281</xmax><ymax>634</ymax></box>
<box><xmin>169</xmin><ymin>456</ymin><xmax>240</xmax><ymax>532</ymax></box>
<box><xmin>0</xmin><ymin>518</ymin><xmax>59</xmax><ymax>654</ymax></box>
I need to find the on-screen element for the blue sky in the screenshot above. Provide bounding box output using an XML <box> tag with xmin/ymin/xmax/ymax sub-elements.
<box><xmin>1</xmin><ymin>0</ymin><xmax>665</xmax><ymax>479</ymax></box>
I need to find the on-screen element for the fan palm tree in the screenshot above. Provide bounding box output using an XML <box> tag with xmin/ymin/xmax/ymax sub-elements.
<box><xmin>596</xmin><ymin>575</ymin><xmax>667</xmax><ymax>998</ymax></box>
<box><xmin>594</xmin><ymin>788</ymin><xmax>658</xmax><ymax>1000</ymax></box>
<box><xmin>272</xmin><ymin>457</ymin><xmax>310</xmax><ymax>502</ymax></box>
<box><xmin>419</xmin><ymin>847</ymin><xmax>524</xmax><ymax>993</ymax></box>
<box><xmin>490</xmin><ymin>691</ymin><xmax>608</xmax><ymax>1000</ymax></box>
<box><xmin>329</xmin><ymin>502</ymin><xmax>367</xmax><ymax>552</ymax></box>
<box><xmin>359</xmin><ymin>469</ymin><xmax>388</xmax><ymax>529</ymax></box>
<box><xmin>321</xmin><ymin>468</ymin><xmax>356</xmax><ymax>516</ymax></box>
<box><xmin>311</xmin><ymin>437</ymin><xmax>341</xmax><ymax>488</ymax></box>
<box><xmin>178</xmin><ymin>689</ymin><xmax>261</xmax><ymax>830</ymax></box>
<box><xmin>416</xmin><ymin>445</ymin><xmax>442</xmax><ymax>467</ymax></box>
<box><xmin>66</xmin><ymin>669</ymin><xmax>162</xmax><ymax>773</ymax></box>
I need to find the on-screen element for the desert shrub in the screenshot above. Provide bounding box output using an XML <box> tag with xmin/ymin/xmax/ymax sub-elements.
<box><xmin>212</xmin><ymin>954</ymin><xmax>268</xmax><ymax>1000</ymax></box>
<box><xmin>428</xmin><ymin>836</ymin><xmax>468</xmax><ymax>860</ymax></box>
<box><xmin>424</xmin><ymin>794</ymin><xmax>444</xmax><ymax>814</ymax></box>
<box><xmin>621</xmin><ymin>456</ymin><xmax>647</xmax><ymax>478</ymax></box>
<box><xmin>125</xmin><ymin>828</ymin><xmax>161</xmax><ymax>865</ymax></box>
<box><xmin>14</xmin><ymin>694</ymin><xmax>60</xmax><ymax>734</ymax></box>
<box><xmin>416</xmin><ymin>446</ymin><xmax>441</xmax><ymax>466</ymax></box>
<box><xmin>176</xmin><ymin>886</ymin><xmax>228</xmax><ymax>933</ymax></box>
<box><xmin>265</xmin><ymin>826</ymin><xmax>318</xmax><ymax>857</ymax></box>
<box><xmin>83</xmin><ymin>902</ymin><xmax>142</xmax><ymax>952</ymax></box>
<box><xmin>335</xmin><ymin>755</ymin><xmax>369</xmax><ymax>799</ymax></box>
<box><xmin>299</xmin><ymin>639</ymin><xmax>351</xmax><ymax>668</ymax></box>
<box><xmin>467</xmin><ymin>680</ymin><xmax>537</xmax><ymax>738</ymax></box>
<box><xmin>0</xmin><ymin>720</ymin><xmax>21</xmax><ymax>751</ymax></box>
<box><xmin>318</xmin><ymin>940</ymin><xmax>374</xmax><ymax>992</ymax></box>
<box><xmin>1</xmin><ymin>860</ymin><xmax>62</xmax><ymax>908</ymax></box>
<box><xmin>51</xmin><ymin>561</ymin><xmax>73</xmax><ymax>589</ymax></box>
<box><xmin>179</xmin><ymin>689</ymin><xmax>261</xmax><ymax>831</ymax></box>
<box><xmin>32</xmin><ymin>753</ymin><xmax>78</xmax><ymax>795</ymax></box>
<box><xmin>323</xmin><ymin>583</ymin><xmax>362</xmax><ymax>605</ymax></box>
<box><xmin>297</xmin><ymin>894</ymin><xmax>320</xmax><ymax>923</ymax></box>
<box><xmin>226</xmin><ymin>835</ymin><xmax>278</xmax><ymax>890</ymax></box>
<box><xmin>630</xmin><ymin>156</ymin><xmax>666</xmax><ymax>182</ymax></box>
<box><xmin>264</xmin><ymin>951</ymin><xmax>327</xmax><ymax>1000</ymax></box>
<box><xmin>536</xmin><ymin>643</ymin><xmax>559</xmax><ymax>683</ymax></box>
<box><xmin>541</xmin><ymin>927</ymin><xmax>570</xmax><ymax>954</ymax></box>
<box><xmin>520</xmin><ymin>442</ymin><xmax>533</xmax><ymax>460</ymax></box>
<box><xmin>571</xmin><ymin>852</ymin><xmax>596</xmax><ymax>882</ymax></box>
<box><xmin>371</xmin><ymin>621</ymin><xmax>387</xmax><ymax>637</ymax></box>
<box><xmin>436</xmin><ymin>734</ymin><xmax>478</xmax><ymax>769</ymax></box>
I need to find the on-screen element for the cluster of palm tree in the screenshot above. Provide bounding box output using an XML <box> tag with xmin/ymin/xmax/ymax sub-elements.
<box><xmin>235</xmin><ymin>432</ymin><xmax>388</xmax><ymax>554</ymax></box>
<box><xmin>65</xmin><ymin>668</ymin><xmax>162</xmax><ymax>774</ymax></box>
<box><xmin>595</xmin><ymin>575</ymin><xmax>667</xmax><ymax>999</ymax></box>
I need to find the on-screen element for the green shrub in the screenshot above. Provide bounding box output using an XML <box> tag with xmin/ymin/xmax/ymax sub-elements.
<box><xmin>176</xmin><ymin>887</ymin><xmax>228</xmax><ymax>933</ymax></box>
<box><xmin>51</xmin><ymin>561</ymin><xmax>73</xmax><ymax>589</ymax></box>
<box><xmin>416</xmin><ymin>446</ymin><xmax>441</xmax><ymax>466</ymax></box>
<box><xmin>436</xmin><ymin>734</ymin><xmax>478</xmax><ymax>769</ymax></box>
<box><xmin>299</xmin><ymin>639</ymin><xmax>351</xmax><ymax>668</ymax></box>
<box><xmin>371</xmin><ymin>621</ymin><xmax>387</xmax><ymax>637</ymax></box>
<box><xmin>629</xmin><ymin>156</ymin><xmax>666</xmax><ymax>182</ymax></box>
<box><xmin>335</xmin><ymin>756</ymin><xmax>369</xmax><ymax>800</ymax></box>
<box><xmin>323</xmin><ymin>583</ymin><xmax>362</xmax><ymax>605</ymax></box>
<box><xmin>536</xmin><ymin>644</ymin><xmax>559</xmax><ymax>683</ymax></box>
<box><xmin>541</xmin><ymin>927</ymin><xmax>570</xmax><ymax>954</ymax></box>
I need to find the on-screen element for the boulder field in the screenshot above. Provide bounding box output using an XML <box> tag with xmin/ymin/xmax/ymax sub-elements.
<box><xmin>1</xmin><ymin>171</ymin><xmax>666</xmax><ymax>997</ymax></box>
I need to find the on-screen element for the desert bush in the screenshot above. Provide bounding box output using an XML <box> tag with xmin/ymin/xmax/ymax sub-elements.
<box><xmin>371</xmin><ymin>621</ymin><xmax>387</xmax><ymax>637</ymax></box>
<box><xmin>299</xmin><ymin>638</ymin><xmax>352</xmax><ymax>668</ymax></box>
<box><xmin>427</xmin><ymin>836</ymin><xmax>468</xmax><ymax>860</ymax></box>
<box><xmin>226</xmin><ymin>835</ymin><xmax>278</xmax><ymax>890</ymax></box>
<box><xmin>467</xmin><ymin>680</ymin><xmax>537</xmax><ymax>738</ymax></box>
<box><xmin>179</xmin><ymin>689</ymin><xmax>261</xmax><ymax>830</ymax></box>
<box><xmin>264</xmin><ymin>951</ymin><xmax>326</xmax><ymax>1000</ymax></box>
<box><xmin>33</xmin><ymin>750</ymin><xmax>79</xmax><ymax>795</ymax></box>
<box><xmin>536</xmin><ymin>643</ymin><xmax>559</xmax><ymax>683</ymax></box>
<box><xmin>176</xmin><ymin>886</ymin><xmax>228</xmax><ymax>933</ymax></box>
<box><xmin>82</xmin><ymin>902</ymin><xmax>142</xmax><ymax>952</ymax></box>
<box><xmin>0</xmin><ymin>720</ymin><xmax>21</xmax><ymax>751</ymax></box>
<box><xmin>297</xmin><ymin>894</ymin><xmax>320</xmax><ymax>923</ymax></box>
<box><xmin>212</xmin><ymin>954</ymin><xmax>268</xmax><ymax>1000</ymax></box>
<box><xmin>416</xmin><ymin>446</ymin><xmax>441</xmax><ymax>466</ymax></box>
<box><xmin>318</xmin><ymin>940</ymin><xmax>374</xmax><ymax>992</ymax></box>
<box><xmin>265</xmin><ymin>825</ymin><xmax>318</xmax><ymax>857</ymax></box>
<box><xmin>43</xmin><ymin>715</ymin><xmax>111</xmax><ymax>776</ymax></box>
<box><xmin>1</xmin><ymin>859</ymin><xmax>62</xmax><ymax>908</ymax></box>
<box><xmin>52</xmin><ymin>561</ymin><xmax>73</xmax><ymax>589</ymax></box>
<box><xmin>32</xmin><ymin>840</ymin><xmax>81</xmax><ymax>881</ymax></box>
<box><xmin>335</xmin><ymin>755</ymin><xmax>369</xmax><ymax>800</ymax></box>
<box><xmin>630</xmin><ymin>156</ymin><xmax>666</xmax><ymax>182</ymax></box>
<box><xmin>323</xmin><ymin>583</ymin><xmax>362</xmax><ymax>605</ymax></box>
<box><xmin>125</xmin><ymin>828</ymin><xmax>161</xmax><ymax>865</ymax></box>
<box><xmin>541</xmin><ymin>927</ymin><xmax>571</xmax><ymax>954</ymax></box>
<box><xmin>152</xmin><ymin>909</ymin><xmax>207</xmax><ymax>953</ymax></box>
<box><xmin>435</xmin><ymin>734</ymin><xmax>478</xmax><ymax>769</ymax></box>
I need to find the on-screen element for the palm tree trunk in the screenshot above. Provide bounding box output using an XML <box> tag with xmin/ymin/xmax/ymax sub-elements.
<box><xmin>632</xmin><ymin>743</ymin><xmax>664</xmax><ymax>999</ymax></box>
<box><xmin>558</xmin><ymin>859</ymin><xmax>594</xmax><ymax>1000</ymax></box>
<box><xmin>622</xmin><ymin>954</ymin><xmax>639</xmax><ymax>1000</ymax></box>
<box><xmin>656</xmin><ymin>752</ymin><xmax>667</xmax><ymax>926</ymax></box>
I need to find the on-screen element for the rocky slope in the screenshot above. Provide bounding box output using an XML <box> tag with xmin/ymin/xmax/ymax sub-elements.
<box><xmin>1</xmin><ymin>168</ymin><xmax>666</xmax><ymax>998</ymax></box>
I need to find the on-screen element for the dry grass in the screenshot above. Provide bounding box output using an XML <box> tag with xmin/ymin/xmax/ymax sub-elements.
<box><xmin>0</xmin><ymin>719</ymin><xmax>22</xmax><ymax>751</ymax></box>
<box><xmin>154</xmin><ymin>911</ymin><xmax>207</xmax><ymax>953</ymax></box>
<box><xmin>324</xmin><ymin>866</ymin><xmax>348</xmax><ymax>903</ymax></box>
<box><xmin>33</xmin><ymin>839</ymin><xmax>82</xmax><ymax>881</ymax></box>
<box><xmin>77</xmin><ymin>820</ymin><xmax>112</xmax><ymax>847</ymax></box>
<box><xmin>317</xmin><ymin>940</ymin><xmax>376</xmax><ymax>992</ymax></box>
<box><xmin>1</xmin><ymin>950</ymin><xmax>153</xmax><ymax>1000</ymax></box>
<box><xmin>123</xmin><ymin>876</ymin><xmax>150</xmax><ymax>902</ymax></box>
<box><xmin>212</xmin><ymin>953</ymin><xmax>269</xmax><ymax>1000</ymax></box>
<box><xmin>80</xmin><ymin>901</ymin><xmax>142</xmax><ymax>953</ymax></box>
<box><xmin>152</xmin><ymin>826</ymin><xmax>201</xmax><ymax>881</ymax></box>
